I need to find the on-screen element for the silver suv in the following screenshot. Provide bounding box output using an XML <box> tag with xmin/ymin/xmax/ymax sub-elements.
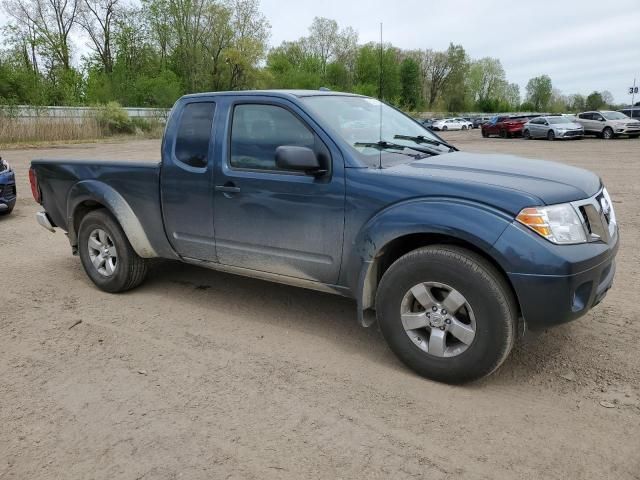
<box><xmin>523</xmin><ymin>115</ymin><xmax>584</xmax><ymax>140</ymax></box>
<box><xmin>576</xmin><ymin>111</ymin><xmax>640</xmax><ymax>139</ymax></box>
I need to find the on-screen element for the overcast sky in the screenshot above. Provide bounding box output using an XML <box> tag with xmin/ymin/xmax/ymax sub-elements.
<box><xmin>1</xmin><ymin>0</ymin><xmax>639</xmax><ymax>104</ymax></box>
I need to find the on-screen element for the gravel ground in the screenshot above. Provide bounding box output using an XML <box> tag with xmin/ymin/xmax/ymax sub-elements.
<box><xmin>1</xmin><ymin>132</ymin><xmax>639</xmax><ymax>479</ymax></box>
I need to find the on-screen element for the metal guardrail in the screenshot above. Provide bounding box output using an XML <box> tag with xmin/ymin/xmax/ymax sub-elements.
<box><xmin>0</xmin><ymin>105</ymin><xmax>170</xmax><ymax>120</ymax></box>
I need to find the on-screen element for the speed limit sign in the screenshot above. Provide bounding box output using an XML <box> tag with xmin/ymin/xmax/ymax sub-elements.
<box><xmin>630</xmin><ymin>87</ymin><xmax>639</xmax><ymax>94</ymax></box>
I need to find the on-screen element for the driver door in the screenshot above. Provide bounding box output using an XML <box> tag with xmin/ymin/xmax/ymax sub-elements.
<box><xmin>212</xmin><ymin>98</ymin><xmax>346</xmax><ymax>284</ymax></box>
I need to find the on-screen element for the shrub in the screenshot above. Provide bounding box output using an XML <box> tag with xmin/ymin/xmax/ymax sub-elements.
<box><xmin>96</xmin><ymin>102</ymin><xmax>134</xmax><ymax>134</ymax></box>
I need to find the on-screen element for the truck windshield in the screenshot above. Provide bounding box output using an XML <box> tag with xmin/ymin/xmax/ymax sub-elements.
<box><xmin>301</xmin><ymin>95</ymin><xmax>453</xmax><ymax>167</ymax></box>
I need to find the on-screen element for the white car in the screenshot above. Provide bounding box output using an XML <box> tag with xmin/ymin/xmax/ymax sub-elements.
<box><xmin>431</xmin><ymin>118</ymin><xmax>472</xmax><ymax>131</ymax></box>
<box><xmin>575</xmin><ymin>111</ymin><xmax>640</xmax><ymax>139</ymax></box>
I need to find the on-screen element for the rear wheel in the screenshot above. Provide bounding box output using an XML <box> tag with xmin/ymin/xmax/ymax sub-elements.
<box><xmin>499</xmin><ymin>129</ymin><xmax>507</xmax><ymax>138</ymax></box>
<box><xmin>375</xmin><ymin>246</ymin><xmax>517</xmax><ymax>384</ymax></box>
<box><xmin>547</xmin><ymin>130</ymin><xmax>555</xmax><ymax>141</ymax></box>
<box><xmin>78</xmin><ymin>209</ymin><xmax>148</xmax><ymax>293</ymax></box>
<box><xmin>602</xmin><ymin>127</ymin><xmax>614</xmax><ymax>139</ymax></box>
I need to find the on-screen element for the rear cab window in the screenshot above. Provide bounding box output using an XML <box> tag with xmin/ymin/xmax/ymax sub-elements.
<box><xmin>174</xmin><ymin>102</ymin><xmax>216</xmax><ymax>169</ymax></box>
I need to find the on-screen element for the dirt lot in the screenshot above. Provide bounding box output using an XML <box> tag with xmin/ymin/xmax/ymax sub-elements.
<box><xmin>1</xmin><ymin>132</ymin><xmax>639</xmax><ymax>479</ymax></box>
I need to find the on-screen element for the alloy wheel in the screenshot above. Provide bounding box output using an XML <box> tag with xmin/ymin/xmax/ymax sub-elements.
<box><xmin>87</xmin><ymin>228</ymin><xmax>118</xmax><ymax>277</ymax></box>
<box><xmin>400</xmin><ymin>282</ymin><xmax>476</xmax><ymax>358</ymax></box>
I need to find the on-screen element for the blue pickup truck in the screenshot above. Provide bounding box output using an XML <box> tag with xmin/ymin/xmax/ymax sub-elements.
<box><xmin>30</xmin><ymin>90</ymin><xmax>619</xmax><ymax>383</ymax></box>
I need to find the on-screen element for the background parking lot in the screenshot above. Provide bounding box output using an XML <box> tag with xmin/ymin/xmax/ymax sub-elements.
<box><xmin>1</xmin><ymin>132</ymin><xmax>639</xmax><ymax>479</ymax></box>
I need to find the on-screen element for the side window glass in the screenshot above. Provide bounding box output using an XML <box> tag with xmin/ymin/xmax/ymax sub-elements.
<box><xmin>230</xmin><ymin>104</ymin><xmax>315</xmax><ymax>171</ymax></box>
<box><xmin>175</xmin><ymin>102</ymin><xmax>215</xmax><ymax>169</ymax></box>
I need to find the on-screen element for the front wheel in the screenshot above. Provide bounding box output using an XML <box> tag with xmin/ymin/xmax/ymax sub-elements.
<box><xmin>547</xmin><ymin>130</ymin><xmax>555</xmax><ymax>141</ymax></box>
<box><xmin>523</xmin><ymin>129</ymin><xmax>531</xmax><ymax>140</ymax></box>
<box><xmin>375</xmin><ymin>246</ymin><xmax>517</xmax><ymax>383</ymax></box>
<box><xmin>602</xmin><ymin>127</ymin><xmax>614</xmax><ymax>140</ymax></box>
<box><xmin>461</xmin><ymin>125</ymin><xmax>467</xmax><ymax>130</ymax></box>
<box><xmin>442</xmin><ymin>126</ymin><xmax>448</xmax><ymax>131</ymax></box>
<box><xmin>78</xmin><ymin>209</ymin><xmax>148</xmax><ymax>293</ymax></box>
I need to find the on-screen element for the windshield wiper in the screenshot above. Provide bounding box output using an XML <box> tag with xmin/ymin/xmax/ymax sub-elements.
<box><xmin>353</xmin><ymin>141</ymin><xmax>434</xmax><ymax>157</ymax></box>
<box><xmin>393</xmin><ymin>134</ymin><xmax>458</xmax><ymax>152</ymax></box>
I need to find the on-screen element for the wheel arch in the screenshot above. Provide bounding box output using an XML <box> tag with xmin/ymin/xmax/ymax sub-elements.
<box><xmin>67</xmin><ymin>180</ymin><xmax>158</xmax><ymax>258</ymax></box>
<box><xmin>351</xmin><ymin>200</ymin><xmax>521</xmax><ymax>327</ymax></box>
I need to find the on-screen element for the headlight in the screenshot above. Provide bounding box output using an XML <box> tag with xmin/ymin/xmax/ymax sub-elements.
<box><xmin>516</xmin><ymin>203</ymin><xmax>587</xmax><ymax>244</ymax></box>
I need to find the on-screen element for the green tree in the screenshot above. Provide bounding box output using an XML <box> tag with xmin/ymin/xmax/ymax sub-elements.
<box><xmin>525</xmin><ymin>75</ymin><xmax>553</xmax><ymax>111</ymax></box>
<box><xmin>399</xmin><ymin>57</ymin><xmax>420</xmax><ymax>110</ymax></box>
<box><xmin>586</xmin><ymin>91</ymin><xmax>605</xmax><ymax>110</ymax></box>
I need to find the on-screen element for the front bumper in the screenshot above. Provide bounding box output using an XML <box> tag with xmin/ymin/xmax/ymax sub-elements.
<box><xmin>616</xmin><ymin>126</ymin><xmax>640</xmax><ymax>135</ymax></box>
<box><xmin>493</xmin><ymin>219</ymin><xmax>619</xmax><ymax>330</ymax></box>
<box><xmin>508</xmin><ymin>250</ymin><xmax>617</xmax><ymax>330</ymax></box>
<box><xmin>0</xmin><ymin>171</ymin><xmax>17</xmax><ymax>212</ymax></box>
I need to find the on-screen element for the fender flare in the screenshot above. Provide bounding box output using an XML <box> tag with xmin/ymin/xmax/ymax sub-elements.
<box><xmin>66</xmin><ymin>180</ymin><xmax>158</xmax><ymax>258</ymax></box>
<box><xmin>349</xmin><ymin>198</ymin><xmax>514</xmax><ymax>326</ymax></box>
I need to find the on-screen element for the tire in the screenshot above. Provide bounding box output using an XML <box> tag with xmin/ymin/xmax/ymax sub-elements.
<box><xmin>442</xmin><ymin>126</ymin><xmax>448</xmax><ymax>131</ymax></box>
<box><xmin>602</xmin><ymin>127</ymin><xmax>614</xmax><ymax>140</ymax></box>
<box><xmin>547</xmin><ymin>130</ymin><xmax>555</xmax><ymax>141</ymax></box>
<box><xmin>481</xmin><ymin>129</ymin><xmax>488</xmax><ymax>138</ymax></box>
<box><xmin>461</xmin><ymin>125</ymin><xmax>467</xmax><ymax>131</ymax></box>
<box><xmin>375</xmin><ymin>245</ymin><xmax>517</xmax><ymax>384</ymax></box>
<box><xmin>523</xmin><ymin>129</ymin><xmax>531</xmax><ymax>140</ymax></box>
<box><xmin>499</xmin><ymin>129</ymin><xmax>507</xmax><ymax>138</ymax></box>
<box><xmin>78</xmin><ymin>209</ymin><xmax>148</xmax><ymax>293</ymax></box>
<box><xmin>0</xmin><ymin>205</ymin><xmax>14</xmax><ymax>216</ymax></box>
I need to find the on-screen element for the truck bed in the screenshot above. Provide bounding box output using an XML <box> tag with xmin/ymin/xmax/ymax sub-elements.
<box><xmin>31</xmin><ymin>159</ymin><xmax>175</xmax><ymax>258</ymax></box>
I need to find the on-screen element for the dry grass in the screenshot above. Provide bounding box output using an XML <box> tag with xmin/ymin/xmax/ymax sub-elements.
<box><xmin>0</xmin><ymin>116</ymin><xmax>104</xmax><ymax>144</ymax></box>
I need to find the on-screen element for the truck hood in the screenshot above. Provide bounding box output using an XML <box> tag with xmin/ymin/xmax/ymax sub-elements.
<box><xmin>387</xmin><ymin>151</ymin><xmax>601</xmax><ymax>205</ymax></box>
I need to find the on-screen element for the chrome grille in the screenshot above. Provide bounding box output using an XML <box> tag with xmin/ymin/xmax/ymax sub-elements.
<box><xmin>572</xmin><ymin>188</ymin><xmax>616</xmax><ymax>244</ymax></box>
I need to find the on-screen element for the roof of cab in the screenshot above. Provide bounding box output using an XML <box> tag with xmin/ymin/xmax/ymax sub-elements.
<box><xmin>180</xmin><ymin>89</ymin><xmax>365</xmax><ymax>100</ymax></box>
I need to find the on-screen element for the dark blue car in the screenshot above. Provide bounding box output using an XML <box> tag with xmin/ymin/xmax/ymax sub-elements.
<box><xmin>29</xmin><ymin>90</ymin><xmax>618</xmax><ymax>383</ymax></box>
<box><xmin>0</xmin><ymin>157</ymin><xmax>17</xmax><ymax>215</ymax></box>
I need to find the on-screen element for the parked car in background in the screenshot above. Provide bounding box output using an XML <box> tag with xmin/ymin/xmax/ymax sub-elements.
<box><xmin>29</xmin><ymin>89</ymin><xmax>619</xmax><ymax>383</ymax></box>
<box><xmin>455</xmin><ymin>118</ymin><xmax>474</xmax><ymax>129</ymax></box>
<box><xmin>576</xmin><ymin>111</ymin><xmax>640</xmax><ymax>139</ymax></box>
<box><xmin>618</xmin><ymin>107</ymin><xmax>640</xmax><ymax>121</ymax></box>
<box><xmin>523</xmin><ymin>115</ymin><xmax>584</xmax><ymax>140</ymax></box>
<box><xmin>418</xmin><ymin>118</ymin><xmax>435</xmax><ymax>129</ymax></box>
<box><xmin>481</xmin><ymin>116</ymin><xmax>529</xmax><ymax>138</ymax></box>
<box><xmin>473</xmin><ymin>116</ymin><xmax>491</xmax><ymax>129</ymax></box>
<box><xmin>431</xmin><ymin>118</ymin><xmax>471</xmax><ymax>131</ymax></box>
<box><xmin>0</xmin><ymin>157</ymin><xmax>17</xmax><ymax>215</ymax></box>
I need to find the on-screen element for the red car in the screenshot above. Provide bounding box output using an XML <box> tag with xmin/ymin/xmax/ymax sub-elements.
<box><xmin>481</xmin><ymin>116</ymin><xmax>529</xmax><ymax>138</ymax></box>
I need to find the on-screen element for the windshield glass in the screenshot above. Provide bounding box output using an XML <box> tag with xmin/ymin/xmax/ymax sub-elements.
<box><xmin>301</xmin><ymin>95</ymin><xmax>451</xmax><ymax>167</ymax></box>
<box><xmin>602</xmin><ymin>111</ymin><xmax>628</xmax><ymax>120</ymax></box>
<box><xmin>548</xmin><ymin>117</ymin><xmax>572</xmax><ymax>124</ymax></box>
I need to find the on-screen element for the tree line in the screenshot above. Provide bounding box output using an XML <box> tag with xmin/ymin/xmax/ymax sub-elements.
<box><xmin>0</xmin><ymin>2</ymin><xmax>622</xmax><ymax>112</ymax></box>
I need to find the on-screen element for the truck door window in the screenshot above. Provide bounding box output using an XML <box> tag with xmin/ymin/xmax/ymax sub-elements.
<box><xmin>175</xmin><ymin>102</ymin><xmax>215</xmax><ymax>169</ymax></box>
<box><xmin>230</xmin><ymin>104</ymin><xmax>315</xmax><ymax>171</ymax></box>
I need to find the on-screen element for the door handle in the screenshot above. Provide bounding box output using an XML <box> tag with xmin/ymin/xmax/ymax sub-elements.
<box><xmin>215</xmin><ymin>183</ymin><xmax>241</xmax><ymax>194</ymax></box>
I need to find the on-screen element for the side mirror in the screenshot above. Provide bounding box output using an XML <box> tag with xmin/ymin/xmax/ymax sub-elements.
<box><xmin>275</xmin><ymin>146</ymin><xmax>326</xmax><ymax>176</ymax></box>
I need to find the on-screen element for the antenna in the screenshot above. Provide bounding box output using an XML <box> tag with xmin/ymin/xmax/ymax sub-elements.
<box><xmin>378</xmin><ymin>22</ymin><xmax>383</xmax><ymax>170</ymax></box>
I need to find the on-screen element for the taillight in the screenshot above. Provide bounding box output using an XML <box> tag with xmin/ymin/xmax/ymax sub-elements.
<box><xmin>29</xmin><ymin>167</ymin><xmax>41</xmax><ymax>204</ymax></box>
